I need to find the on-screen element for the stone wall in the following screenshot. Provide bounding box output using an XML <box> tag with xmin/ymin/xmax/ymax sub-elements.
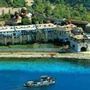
<box><xmin>0</xmin><ymin>7</ymin><xmax>21</xmax><ymax>15</ymax></box>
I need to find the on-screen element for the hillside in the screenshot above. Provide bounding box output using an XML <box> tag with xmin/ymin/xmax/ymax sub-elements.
<box><xmin>0</xmin><ymin>0</ymin><xmax>90</xmax><ymax>24</ymax></box>
<box><xmin>48</xmin><ymin>0</ymin><xmax>90</xmax><ymax>10</ymax></box>
<box><xmin>0</xmin><ymin>0</ymin><xmax>25</xmax><ymax>7</ymax></box>
<box><xmin>0</xmin><ymin>0</ymin><xmax>8</xmax><ymax>7</ymax></box>
<box><xmin>49</xmin><ymin>0</ymin><xmax>90</xmax><ymax>4</ymax></box>
<box><xmin>0</xmin><ymin>0</ymin><xmax>90</xmax><ymax>8</ymax></box>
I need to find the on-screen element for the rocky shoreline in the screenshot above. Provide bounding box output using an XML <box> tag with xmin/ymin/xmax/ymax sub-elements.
<box><xmin>0</xmin><ymin>51</ymin><xmax>90</xmax><ymax>60</ymax></box>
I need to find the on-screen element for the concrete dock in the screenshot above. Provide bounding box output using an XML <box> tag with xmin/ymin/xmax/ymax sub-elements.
<box><xmin>0</xmin><ymin>51</ymin><xmax>90</xmax><ymax>60</ymax></box>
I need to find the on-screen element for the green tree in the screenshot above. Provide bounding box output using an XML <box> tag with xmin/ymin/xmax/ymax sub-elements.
<box><xmin>13</xmin><ymin>0</ymin><xmax>25</xmax><ymax>7</ymax></box>
<box><xmin>2</xmin><ymin>14</ymin><xmax>10</xmax><ymax>20</ymax></box>
<box><xmin>71</xmin><ymin>4</ymin><xmax>88</xmax><ymax>20</ymax></box>
<box><xmin>52</xmin><ymin>2</ymin><xmax>70</xmax><ymax>19</ymax></box>
<box><xmin>32</xmin><ymin>0</ymin><xmax>45</xmax><ymax>14</ymax></box>
<box><xmin>21</xmin><ymin>17</ymin><xmax>31</xmax><ymax>25</ymax></box>
<box><xmin>44</xmin><ymin>1</ymin><xmax>52</xmax><ymax>17</ymax></box>
<box><xmin>79</xmin><ymin>4</ymin><xmax>87</xmax><ymax>20</ymax></box>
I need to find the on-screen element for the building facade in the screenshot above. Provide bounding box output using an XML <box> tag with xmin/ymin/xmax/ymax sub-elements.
<box><xmin>0</xmin><ymin>23</ymin><xmax>88</xmax><ymax>52</ymax></box>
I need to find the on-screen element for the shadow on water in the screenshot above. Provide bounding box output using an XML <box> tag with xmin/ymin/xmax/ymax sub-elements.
<box><xmin>15</xmin><ymin>87</ymin><xmax>49</xmax><ymax>90</ymax></box>
<box><xmin>0</xmin><ymin>58</ymin><xmax>90</xmax><ymax>68</ymax></box>
<box><xmin>21</xmin><ymin>86</ymin><xmax>50</xmax><ymax>90</ymax></box>
<box><xmin>61</xmin><ymin>58</ymin><xmax>90</xmax><ymax>68</ymax></box>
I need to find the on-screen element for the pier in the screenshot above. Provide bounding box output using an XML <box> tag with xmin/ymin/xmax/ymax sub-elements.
<box><xmin>0</xmin><ymin>51</ymin><xmax>90</xmax><ymax>60</ymax></box>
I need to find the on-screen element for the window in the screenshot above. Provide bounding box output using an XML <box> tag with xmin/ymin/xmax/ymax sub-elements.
<box><xmin>73</xmin><ymin>45</ymin><xmax>75</xmax><ymax>48</ymax></box>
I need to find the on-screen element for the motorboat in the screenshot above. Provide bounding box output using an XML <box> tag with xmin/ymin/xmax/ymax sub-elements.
<box><xmin>24</xmin><ymin>75</ymin><xmax>55</xmax><ymax>87</ymax></box>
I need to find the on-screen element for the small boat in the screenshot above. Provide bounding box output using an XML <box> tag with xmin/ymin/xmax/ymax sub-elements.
<box><xmin>24</xmin><ymin>75</ymin><xmax>55</xmax><ymax>87</ymax></box>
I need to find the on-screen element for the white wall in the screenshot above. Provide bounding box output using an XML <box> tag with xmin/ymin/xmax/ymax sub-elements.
<box><xmin>70</xmin><ymin>39</ymin><xmax>88</xmax><ymax>52</ymax></box>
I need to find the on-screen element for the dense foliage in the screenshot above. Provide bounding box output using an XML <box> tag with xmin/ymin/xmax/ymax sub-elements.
<box><xmin>21</xmin><ymin>17</ymin><xmax>31</xmax><ymax>25</ymax></box>
<box><xmin>0</xmin><ymin>0</ymin><xmax>25</xmax><ymax>7</ymax></box>
<box><xmin>29</xmin><ymin>0</ymin><xmax>90</xmax><ymax>23</ymax></box>
<box><xmin>0</xmin><ymin>0</ymin><xmax>90</xmax><ymax>23</ymax></box>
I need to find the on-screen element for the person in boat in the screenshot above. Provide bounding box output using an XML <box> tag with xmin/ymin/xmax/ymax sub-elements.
<box><xmin>47</xmin><ymin>77</ymin><xmax>53</xmax><ymax>83</ymax></box>
<box><xmin>41</xmin><ymin>76</ymin><xmax>53</xmax><ymax>83</ymax></box>
<box><xmin>41</xmin><ymin>76</ymin><xmax>48</xmax><ymax>81</ymax></box>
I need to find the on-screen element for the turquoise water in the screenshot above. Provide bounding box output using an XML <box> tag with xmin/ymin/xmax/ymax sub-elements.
<box><xmin>0</xmin><ymin>59</ymin><xmax>90</xmax><ymax>90</ymax></box>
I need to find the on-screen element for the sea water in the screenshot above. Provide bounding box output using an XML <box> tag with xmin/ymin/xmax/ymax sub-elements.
<box><xmin>0</xmin><ymin>59</ymin><xmax>90</xmax><ymax>90</ymax></box>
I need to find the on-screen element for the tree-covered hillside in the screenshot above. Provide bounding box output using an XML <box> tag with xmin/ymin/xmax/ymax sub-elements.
<box><xmin>0</xmin><ymin>0</ymin><xmax>90</xmax><ymax>23</ymax></box>
<box><xmin>0</xmin><ymin>0</ymin><xmax>90</xmax><ymax>8</ymax></box>
<box><xmin>29</xmin><ymin>0</ymin><xmax>90</xmax><ymax>23</ymax></box>
<box><xmin>0</xmin><ymin>0</ymin><xmax>25</xmax><ymax>7</ymax></box>
<box><xmin>0</xmin><ymin>0</ymin><xmax>8</xmax><ymax>7</ymax></box>
<box><xmin>49</xmin><ymin>0</ymin><xmax>90</xmax><ymax>4</ymax></box>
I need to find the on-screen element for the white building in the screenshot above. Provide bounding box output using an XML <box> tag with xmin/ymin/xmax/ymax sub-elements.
<box><xmin>56</xmin><ymin>24</ymin><xmax>88</xmax><ymax>52</ymax></box>
<box><xmin>0</xmin><ymin>23</ymin><xmax>88</xmax><ymax>52</ymax></box>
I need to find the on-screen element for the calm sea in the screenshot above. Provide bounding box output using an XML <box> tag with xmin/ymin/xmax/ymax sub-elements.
<box><xmin>0</xmin><ymin>58</ymin><xmax>90</xmax><ymax>90</ymax></box>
